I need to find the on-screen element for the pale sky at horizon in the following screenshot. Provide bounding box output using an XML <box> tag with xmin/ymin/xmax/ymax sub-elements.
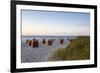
<box><xmin>22</xmin><ymin>10</ymin><xmax>90</xmax><ymax>36</ymax></box>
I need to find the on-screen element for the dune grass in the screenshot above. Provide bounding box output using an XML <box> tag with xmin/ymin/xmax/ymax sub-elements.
<box><xmin>50</xmin><ymin>36</ymin><xmax>90</xmax><ymax>61</ymax></box>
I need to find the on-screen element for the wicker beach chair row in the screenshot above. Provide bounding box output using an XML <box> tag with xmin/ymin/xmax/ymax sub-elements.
<box><xmin>26</xmin><ymin>39</ymin><xmax>64</xmax><ymax>48</ymax></box>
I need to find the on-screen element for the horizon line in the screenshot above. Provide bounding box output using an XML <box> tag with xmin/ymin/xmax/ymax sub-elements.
<box><xmin>22</xmin><ymin>35</ymin><xmax>90</xmax><ymax>36</ymax></box>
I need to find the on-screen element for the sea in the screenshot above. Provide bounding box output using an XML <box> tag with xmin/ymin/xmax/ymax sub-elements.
<box><xmin>22</xmin><ymin>36</ymin><xmax>77</xmax><ymax>43</ymax></box>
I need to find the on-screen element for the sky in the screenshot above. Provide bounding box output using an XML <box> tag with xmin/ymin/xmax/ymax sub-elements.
<box><xmin>22</xmin><ymin>10</ymin><xmax>90</xmax><ymax>36</ymax></box>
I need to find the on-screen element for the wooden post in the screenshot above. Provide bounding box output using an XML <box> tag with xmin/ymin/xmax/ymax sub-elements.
<box><xmin>26</xmin><ymin>40</ymin><xmax>29</xmax><ymax>44</ymax></box>
<box><xmin>52</xmin><ymin>39</ymin><xmax>55</xmax><ymax>42</ymax></box>
<box><xmin>68</xmin><ymin>38</ymin><xmax>69</xmax><ymax>41</ymax></box>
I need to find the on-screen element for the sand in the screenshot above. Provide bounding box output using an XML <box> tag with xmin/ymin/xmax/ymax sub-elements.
<box><xmin>21</xmin><ymin>40</ymin><xmax>70</xmax><ymax>63</ymax></box>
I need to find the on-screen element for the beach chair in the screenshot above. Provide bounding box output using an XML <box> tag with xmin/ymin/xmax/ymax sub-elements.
<box><xmin>48</xmin><ymin>39</ymin><xmax>52</xmax><ymax>46</ymax></box>
<box><xmin>42</xmin><ymin>39</ymin><xmax>46</xmax><ymax>44</ymax></box>
<box><xmin>60</xmin><ymin>39</ymin><xmax>64</xmax><ymax>44</ymax></box>
<box><xmin>31</xmin><ymin>39</ymin><xmax>39</xmax><ymax>48</ymax></box>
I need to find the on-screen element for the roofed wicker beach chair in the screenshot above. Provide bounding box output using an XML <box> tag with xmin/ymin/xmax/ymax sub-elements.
<box><xmin>48</xmin><ymin>39</ymin><xmax>52</xmax><ymax>46</ymax></box>
<box><xmin>31</xmin><ymin>39</ymin><xmax>39</xmax><ymax>48</ymax></box>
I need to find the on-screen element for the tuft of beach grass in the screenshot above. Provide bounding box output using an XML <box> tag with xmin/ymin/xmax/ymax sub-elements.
<box><xmin>50</xmin><ymin>36</ymin><xmax>90</xmax><ymax>61</ymax></box>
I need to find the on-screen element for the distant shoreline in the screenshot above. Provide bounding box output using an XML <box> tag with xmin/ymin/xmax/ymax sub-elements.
<box><xmin>22</xmin><ymin>35</ymin><xmax>90</xmax><ymax>37</ymax></box>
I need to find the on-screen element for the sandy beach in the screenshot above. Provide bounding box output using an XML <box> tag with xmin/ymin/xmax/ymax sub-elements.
<box><xmin>21</xmin><ymin>38</ymin><xmax>70</xmax><ymax>63</ymax></box>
